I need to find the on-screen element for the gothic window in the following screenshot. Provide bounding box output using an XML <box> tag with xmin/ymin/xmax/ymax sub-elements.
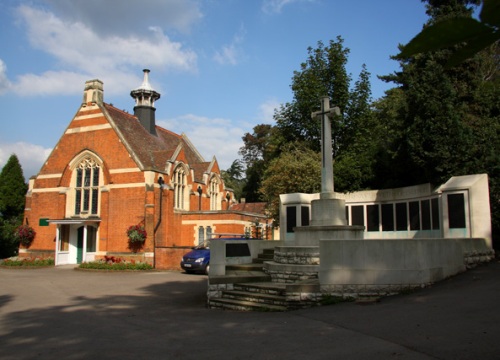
<box><xmin>173</xmin><ymin>165</ymin><xmax>187</xmax><ymax>210</ymax></box>
<box><xmin>209</xmin><ymin>176</ymin><xmax>219</xmax><ymax>210</ymax></box>
<box><xmin>74</xmin><ymin>157</ymin><xmax>100</xmax><ymax>216</ymax></box>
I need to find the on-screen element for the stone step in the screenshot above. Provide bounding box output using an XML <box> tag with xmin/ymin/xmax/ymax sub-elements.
<box><xmin>226</xmin><ymin>263</ymin><xmax>264</xmax><ymax>271</ymax></box>
<box><xmin>253</xmin><ymin>255</ymin><xmax>274</xmax><ymax>263</ymax></box>
<box><xmin>234</xmin><ymin>282</ymin><xmax>287</xmax><ymax>296</ymax></box>
<box><xmin>222</xmin><ymin>290</ymin><xmax>288</xmax><ymax>307</ymax></box>
<box><xmin>209</xmin><ymin>298</ymin><xmax>287</xmax><ymax>312</ymax></box>
<box><xmin>209</xmin><ymin>272</ymin><xmax>271</xmax><ymax>285</ymax></box>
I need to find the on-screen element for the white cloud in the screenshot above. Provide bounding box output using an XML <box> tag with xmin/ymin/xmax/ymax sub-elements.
<box><xmin>0</xmin><ymin>59</ymin><xmax>11</xmax><ymax>95</ymax></box>
<box><xmin>261</xmin><ymin>0</ymin><xmax>314</xmax><ymax>14</ymax></box>
<box><xmin>0</xmin><ymin>142</ymin><xmax>52</xmax><ymax>180</ymax></box>
<box><xmin>9</xmin><ymin>4</ymin><xmax>198</xmax><ymax>96</ymax></box>
<box><xmin>213</xmin><ymin>25</ymin><xmax>246</xmax><ymax>66</ymax></box>
<box><xmin>43</xmin><ymin>0</ymin><xmax>203</xmax><ymax>35</ymax></box>
<box><xmin>257</xmin><ymin>98</ymin><xmax>280</xmax><ymax>123</ymax></box>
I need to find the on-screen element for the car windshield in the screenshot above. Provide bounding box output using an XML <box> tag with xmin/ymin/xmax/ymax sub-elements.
<box><xmin>194</xmin><ymin>241</ymin><xmax>210</xmax><ymax>250</ymax></box>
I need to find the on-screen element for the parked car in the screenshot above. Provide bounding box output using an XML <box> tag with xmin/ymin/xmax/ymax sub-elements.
<box><xmin>180</xmin><ymin>234</ymin><xmax>249</xmax><ymax>275</ymax></box>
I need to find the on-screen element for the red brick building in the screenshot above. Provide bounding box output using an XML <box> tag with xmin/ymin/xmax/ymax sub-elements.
<box><xmin>21</xmin><ymin>70</ymin><xmax>270</xmax><ymax>269</ymax></box>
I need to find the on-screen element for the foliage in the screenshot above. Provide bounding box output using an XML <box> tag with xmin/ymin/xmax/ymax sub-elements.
<box><xmin>260</xmin><ymin>143</ymin><xmax>321</xmax><ymax>223</ymax></box>
<box><xmin>399</xmin><ymin>0</ymin><xmax>500</xmax><ymax>67</ymax></box>
<box><xmin>238</xmin><ymin>124</ymin><xmax>282</xmax><ymax>202</ymax></box>
<box><xmin>79</xmin><ymin>259</ymin><xmax>153</xmax><ymax>271</ymax></box>
<box><xmin>0</xmin><ymin>257</ymin><xmax>54</xmax><ymax>267</ymax></box>
<box><xmin>0</xmin><ymin>154</ymin><xmax>27</xmax><ymax>220</ymax></box>
<box><xmin>14</xmin><ymin>224</ymin><xmax>36</xmax><ymax>247</ymax></box>
<box><xmin>221</xmin><ymin>159</ymin><xmax>245</xmax><ymax>200</ymax></box>
<box><xmin>274</xmin><ymin>37</ymin><xmax>352</xmax><ymax>154</ymax></box>
<box><xmin>127</xmin><ymin>224</ymin><xmax>147</xmax><ymax>243</ymax></box>
<box><xmin>0</xmin><ymin>154</ymin><xmax>26</xmax><ymax>258</ymax></box>
<box><xmin>382</xmin><ymin>0</ymin><xmax>500</xmax><ymax>246</ymax></box>
<box><xmin>0</xmin><ymin>218</ymin><xmax>20</xmax><ymax>259</ymax></box>
<box><xmin>238</xmin><ymin>38</ymin><xmax>374</xmax><ymax>203</ymax></box>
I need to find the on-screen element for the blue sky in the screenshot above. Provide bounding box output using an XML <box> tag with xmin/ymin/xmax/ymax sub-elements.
<box><xmin>0</xmin><ymin>0</ymin><xmax>431</xmax><ymax>179</ymax></box>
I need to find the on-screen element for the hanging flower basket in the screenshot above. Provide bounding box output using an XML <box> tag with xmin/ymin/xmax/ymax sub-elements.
<box><xmin>127</xmin><ymin>224</ymin><xmax>147</xmax><ymax>243</ymax></box>
<box><xmin>14</xmin><ymin>225</ymin><xmax>36</xmax><ymax>247</ymax></box>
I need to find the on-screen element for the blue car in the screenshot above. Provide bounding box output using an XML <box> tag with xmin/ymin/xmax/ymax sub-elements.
<box><xmin>180</xmin><ymin>241</ymin><xmax>211</xmax><ymax>274</ymax></box>
<box><xmin>180</xmin><ymin>234</ymin><xmax>250</xmax><ymax>274</ymax></box>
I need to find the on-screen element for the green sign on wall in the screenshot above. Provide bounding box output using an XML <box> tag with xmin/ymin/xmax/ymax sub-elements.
<box><xmin>39</xmin><ymin>218</ymin><xmax>49</xmax><ymax>226</ymax></box>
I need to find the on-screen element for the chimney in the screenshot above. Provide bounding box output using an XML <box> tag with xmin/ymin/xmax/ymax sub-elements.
<box><xmin>130</xmin><ymin>69</ymin><xmax>161</xmax><ymax>136</ymax></box>
<box><xmin>83</xmin><ymin>79</ymin><xmax>103</xmax><ymax>106</ymax></box>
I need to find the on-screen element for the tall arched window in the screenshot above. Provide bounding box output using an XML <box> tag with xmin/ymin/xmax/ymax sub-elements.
<box><xmin>173</xmin><ymin>165</ymin><xmax>187</xmax><ymax>209</ymax></box>
<box><xmin>74</xmin><ymin>157</ymin><xmax>100</xmax><ymax>215</ymax></box>
<box><xmin>209</xmin><ymin>176</ymin><xmax>219</xmax><ymax>210</ymax></box>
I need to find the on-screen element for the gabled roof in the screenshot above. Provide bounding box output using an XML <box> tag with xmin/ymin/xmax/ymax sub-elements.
<box><xmin>102</xmin><ymin>103</ymin><xmax>206</xmax><ymax>174</ymax></box>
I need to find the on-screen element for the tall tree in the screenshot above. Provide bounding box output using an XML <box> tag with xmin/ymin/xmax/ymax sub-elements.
<box><xmin>221</xmin><ymin>159</ymin><xmax>245</xmax><ymax>201</ymax></box>
<box><xmin>238</xmin><ymin>124</ymin><xmax>281</xmax><ymax>202</ymax></box>
<box><xmin>0</xmin><ymin>154</ymin><xmax>27</xmax><ymax>220</ymax></box>
<box><xmin>274</xmin><ymin>37</ymin><xmax>351</xmax><ymax>154</ymax></box>
<box><xmin>383</xmin><ymin>0</ymin><xmax>500</xmax><ymax>245</ymax></box>
<box><xmin>0</xmin><ymin>154</ymin><xmax>27</xmax><ymax>258</ymax></box>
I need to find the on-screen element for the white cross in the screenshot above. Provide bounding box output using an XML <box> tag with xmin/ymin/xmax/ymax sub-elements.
<box><xmin>312</xmin><ymin>96</ymin><xmax>340</xmax><ymax>194</ymax></box>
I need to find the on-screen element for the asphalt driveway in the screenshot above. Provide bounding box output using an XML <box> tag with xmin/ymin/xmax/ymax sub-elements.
<box><xmin>1</xmin><ymin>261</ymin><xmax>499</xmax><ymax>360</ymax></box>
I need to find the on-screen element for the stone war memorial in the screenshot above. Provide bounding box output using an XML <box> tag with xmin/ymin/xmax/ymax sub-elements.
<box><xmin>207</xmin><ymin>96</ymin><xmax>494</xmax><ymax>311</ymax></box>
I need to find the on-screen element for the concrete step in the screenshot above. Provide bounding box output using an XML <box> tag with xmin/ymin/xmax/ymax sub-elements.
<box><xmin>209</xmin><ymin>298</ymin><xmax>287</xmax><ymax>312</ymax></box>
<box><xmin>222</xmin><ymin>290</ymin><xmax>288</xmax><ymax>307</ymax></box>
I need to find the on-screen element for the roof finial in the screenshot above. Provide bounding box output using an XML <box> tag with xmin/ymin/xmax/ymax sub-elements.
<box><xmin>130</xmin><ymin>69</ymin><xmax>160</xmax><ymax>108</ymax></box>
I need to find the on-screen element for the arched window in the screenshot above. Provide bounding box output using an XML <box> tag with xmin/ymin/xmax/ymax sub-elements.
<box><xmin>173</xmin><ymin>165</ymin><xmax>187</xmax><ymax>210</ymax></box>
<box><xmin>74</xmin><ymin>156</ymin><xmax>101</xmax><ymax>216</ymax></box>
<box><xmin>209</xmin><ymin>176</ymin><xmax>219</xmax><ymax>210</ymax></box>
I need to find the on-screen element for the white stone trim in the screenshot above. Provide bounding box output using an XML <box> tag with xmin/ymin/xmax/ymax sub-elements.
<box><xmin>74</xmin><ymin>113</ymin><xmax>105</xmax><ymax>121</ymax></box>
<box><xmin>109</xmin><ymin>168</ymin><xmax>141</xmax><ymax>174</ymax></box>
<box><xmin>65</xmin><ymin>124</ymin><xmax>112</xmax><ymax>134</ymax></box>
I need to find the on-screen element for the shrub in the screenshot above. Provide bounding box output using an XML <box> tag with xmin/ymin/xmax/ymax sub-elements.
<box><xmin>79</xmin><ymin>260</ymin><xmax>153</xmax><ymax>271</ymax></box>
<box><xmin>0</xmin><ymin>257</ymin><xmax>54</xmax><ymax>267</ymax></box>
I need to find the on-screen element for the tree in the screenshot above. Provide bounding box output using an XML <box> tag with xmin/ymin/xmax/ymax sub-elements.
<box><xmin>274</xmin><ymin>37</ymin><xmax>352</xmax><ymax>154</ymax></box>
<box><xmin>238</xmin><ymin>124</ymin><xmax>281</xmax><ymax>202</ymax></box>
<box><xmin>382</xmin><ymin>0</ymin><xmax>500</xmax><ymax>246</ymax></box>
<box><xmin>221</xmin><ymin>159</ymin><xmax>245</xmax><ymax>201</ymax></box>
<box><xmin>0</xmin><ymin>154</ymin><xmax>27</xmax><ymax>220</ymax></box>
<box><xmin>260</xmin><ymin>142</ymin><xmax>321</xmax><ymax>223</ymax></box>
<box><xmin>0</xmin><ymin>154</ymin><xmax>28</xmax><ymax>258</ymax></box>
<box><xmin>399</xmin><ymin>0</ymin><xmax>500</xmax><ymax>67</ymax></box>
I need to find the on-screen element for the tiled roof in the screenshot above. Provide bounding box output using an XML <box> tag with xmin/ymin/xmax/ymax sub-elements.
<box><xmin>229</xmin><ymin>202</ymin><xmax>268</xmax><ymax>215</ymax></box>
<box><xmin>103</xmin><ymin>103</ymin><xmax>209</xmax><ymax>175</ymax></box>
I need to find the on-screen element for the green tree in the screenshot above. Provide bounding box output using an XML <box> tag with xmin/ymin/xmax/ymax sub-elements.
<box><xmin>399</xmin><ymin>0</ymin><xmax>499</xmax><ymax>67</ymax></box>
<box><xmin>0</xmin><ymin>154</ymin><xmax>28</xmax><ymax>258</ymax></box>
<box><xmin>274</xmin><ymin>37</ymin><xmax>352</xmax><ymax>154</ymax></box>
<box><xmin>0</xmin><ymin>154</ymin><xmax>27</xmax><ymax>220</ymax></box>
<box><xmin>260</xmin><ymin>142</ymin><xmax>321</xmax><ymax>223</ymax></box>
<box><xmin>221</xmin><ymin>159</ymin><xmax>245</xmax><ymax>201</ymax></box>
<box><xmin>238</xmin><ymin>124</ymin><xmax>281</xmax><ymax>202</ymax></box>
<box><xmin>383</xmin><ymin>0</ymin><xmax>500</xmax><ymax>246</ymax></box>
